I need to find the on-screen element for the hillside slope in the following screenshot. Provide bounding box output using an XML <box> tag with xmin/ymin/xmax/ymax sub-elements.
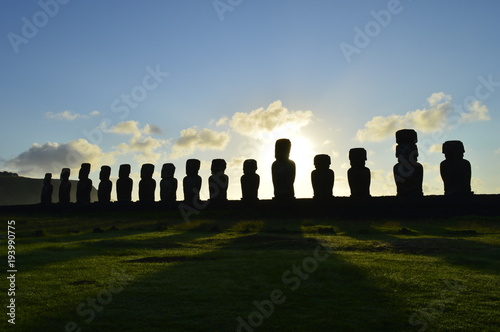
<box><xmin>0</xmin><ymin>175</ymin><xmax>98</xmax><ymax>206</ymax></box>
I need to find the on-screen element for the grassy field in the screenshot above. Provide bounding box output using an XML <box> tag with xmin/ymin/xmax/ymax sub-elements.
<box><xmin>1</xmin><ymin>210</ymin><xmax>499</xmax><ymax>331</ymax></box>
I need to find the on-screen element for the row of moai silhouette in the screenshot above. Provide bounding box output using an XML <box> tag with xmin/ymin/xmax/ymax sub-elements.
<box><xmin>40</xmin><ymin>130</ymin><xmax>472</xmax><ymax>203</ymax></box>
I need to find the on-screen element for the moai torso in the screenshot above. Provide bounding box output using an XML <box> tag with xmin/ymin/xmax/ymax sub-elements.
<box><xmin>393</xmin><ymin>129</ymin><xmax>423</xmax><ymax>197</ymax></box>
<box><xmin>272</xmin><ymin>139</ymin><xmax>296</xmax><ymax>200</ymax></box>
<box><xmin>209</xmin><ymin>159</ymin><xmax>229</xmax><ymax>203</ymax></box>
<box><xmin>183</xmin><ymin>159</ymin><xmax>202</xmax><ymax>204</ymax></box>
<box><xmin>76</xmin><ymin>163</ymin><xmax>92</xmax><ymax>203</ymax></box>
<box><xmin>440</xmin><ymin>140</ymin><xmax>472</xmax><ymax>195</ymax></box>
<box><xmin>98</xmin><ymin>166</ymin><xmax>112</xmax><ymax>203</ymax></box>
<box><xmin>116</xmin><ymin>164</ymin><xmax>133</xmax><ymax>202</ymax></box>
<box><xmin>348</xmin><ymin>148</ymin><xmax>371</xmax><ymax>197</ymax></box>
<box><xmin>41</xmin><ymin>173</ymin><xmax>53</xmax><ymax>204</ymax></box>
<box><xmin>160</xmin><ymin>163</ymin><xmax>178</xmax><ymax>203</ymax></box>
<box><xmin>241</xmin><ymin>159</ymin><xmax>260</xmax><ymax>201</ymax></box>
<box><xmin>311</xmin><ymin>154</ymin><xmax>334</xmax><ymax>199</ymax></box>
<box><xmin>139</xmin><ymin>164</ymin><xmax>156</xmax><ymax>202</ymax></box>
<box><xmin>58</xmin><ymin>168</ymin><xmax>71</xmax><ymax>203</ymax></box>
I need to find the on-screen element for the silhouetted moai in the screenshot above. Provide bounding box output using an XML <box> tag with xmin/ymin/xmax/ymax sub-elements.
<box><xmin>209</xmin><ymin>159</ymin><xmax>229</xmax><ymax>204</ymax></box>
<box><xmin>58</xmin><ymin>168</ymin><xmax>71</xmax><ymax>203</ymax></box>
<box><xmin>440</xmin><ymin>140</ymin><xmax>472</xmax><ymax>196</ymax></box>
<box><xmin>160</xmin><ymin>163</ymin><xmax>178</xmax><ymax>203</ymax></box>
<box><xmin>40</xmin><ymin>173</ymin><xmax>53</xmax><ymax>204</ymax></box>
<box><xmin>393</xmin><ymin>129</ymin><xmax>423</xmax><ymax>197</ymax></box>
<box><xmin>116</xmin><ymin>164</ymin><xmax>133</xmax><ymax>202</ymax></box>
<box><xmin>76</xmin><ymin>163</ymin><xmax>93</xmax><ymax>203</ymax></box>
<box><xmin>241</xmin><ymin>159</ymin><xmax>260</xmax><ymax>201</ymax></box>
<box><xmin>272</xmin><ymin>139</ymin><xmax>296</xmax><ymax>200</ymax></box>
<box><xmin>98</xmin><ymin>166</ymin><xmax>112</xmax><ymax>203</ymax></box>
<box><xmin>348</xmin><ymin>148</ymin><xmax>371</xmax><ymax>197</ymax></box>
<box><xmin>139</xmin><ymin>164</ymin><xmax>156</xmax><ymax>202</ymax></box>
<box><xmin>311</xmin><ymin>154</ymin><xmax>334</xmax><ymax>200</ymax></box>
<box><xmin>183</xmin><ymin>159</ymin><xmax>202</xmax><ymax>204</ymax></box>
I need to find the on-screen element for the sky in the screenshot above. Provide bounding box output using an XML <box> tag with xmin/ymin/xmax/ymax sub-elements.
<box><xmin>1</xmin><ymin>0</ymin><xmax>500</xmax><ymax>201</ymax></box>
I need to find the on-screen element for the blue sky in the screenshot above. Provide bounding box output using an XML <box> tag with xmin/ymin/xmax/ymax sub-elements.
<box><xmin>1</xmin><ymin>0</ymin><xmax>499</xmax><ymax>200</ymax></box>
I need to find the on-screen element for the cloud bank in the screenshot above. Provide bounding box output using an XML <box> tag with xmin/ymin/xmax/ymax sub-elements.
<box><xmin>355</xmin><ymin>92</ymin><xmax>490</xmax><ymax>142</ymax></box>
<box><xmin>229</xmin><ymin>100</ymin><xmax>313</xmax><ymax>137</ymax></box>
<box><xmin>5</xmin><ymin>139</ymin><xmax>114</xmax><ymax>176</ymax></box>
<box><xmin>170</xmin><ymin>127</ymin><xmax>230</xmax><ymax>159</ymax></box>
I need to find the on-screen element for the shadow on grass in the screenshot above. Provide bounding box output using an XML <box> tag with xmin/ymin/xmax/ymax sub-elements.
<box><xmin>22</xmin><ymin>219</ymin><xmax>412</xmax><ymax>332</ymax></box>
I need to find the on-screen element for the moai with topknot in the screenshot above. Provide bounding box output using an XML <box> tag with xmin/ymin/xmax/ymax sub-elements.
<box><xmin>440</xmin><ymin>140</ymin><xmax>472</xmax><ymax>196</ymax></box>
<box><xmin>209</xmin><ymin>159</ymin><xmax>229</xmax><ymax>204</ymax></box>
<box><xmin>76</xmin><ymin>163</ymin><xmax>92</xmax><ymax>203</ymax></box>
<box><xmin>116</xmin><ymin>164</ymin><xmax>133</xmax><ymax>202</ymax></box>
<box><xmin>160</xmin><ymin>163</ymin><xmax>178</xmax><ymax>203</ymax></box>
<box><xmin>139</xmin><ymin>163</ymin><xmax>156</xmax><ymax>202</ymax></box>
<box><xmin>241</xmin><ymin>159</ymin><xmax>260</xmax><ymax>202</ymax></box>
<box><xmin>311</xmin><ymin>154</ymin><xmax>334</xmax><ymax>200</ymax></box>
<box><xmin>348</xmin><ymin>148</ymin><xmax>371</xmax><ymax>197</ymax></box>
<box><xmin>393</xmin><ymin>129</ymin><xmax>423</xmax><ymax>197</ymax></box>
<box><xmin>58</xmin><ymin>168</ymin><xmax>71</xmax><ymax>203</ymax></box>
<box><xmin>98</xmin><ymin>166</ymin><xmax>112</xmax><ymax>203</ymax></box>
<box><xmin>272</xmin><ymin>139</ymin><xmax>296</xmax><ymax>200</ymax></box>
<box><xmin>183</xmin><ymin>159</ymin><xmax>202</xmax><ymax>205</ymax></box>
<box><xmin>40</xmin><ymin>173</ymin><xmax>53</xmax><ymax>204</ymax></box>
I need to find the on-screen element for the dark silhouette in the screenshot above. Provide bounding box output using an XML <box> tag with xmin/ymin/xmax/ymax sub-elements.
<box><xmin>311</xmin><ymin>154</ymin><xmax>334</xmax><ymax>199</ymax></box>
<box><xmin>272</xmin><ymin>139</ymin><xmax>296</xmax><ymax>200</ymax></box>
<box><xmin>393</xmin><ymin>129</ymin><xmax>423</xmax><ymax>197</ymax></box>
<box><xmin>58</xmin><ymin>168</ymin><xmax>71</xmax><ymax>203</ymax></box>
<box><xmin>97</xmin><ymin>166</ymin><xmax>112</xmax><ymax>203</ymax></box>
<box><xmin>160</xmin><ymin>163</ymin><xmax>178</xmax><ymax>203</ymax></box>
<box><xmin>139</xmin><ymin>163</ymin><xmax>156</xmax><ymax>202</ymax></box>
<box><xmin>348</xmin><ymin>148</ymin><xmax>371</xmax><ymax>197</ymax></box>
<box><xmin>116</xmin><ymin>164</ymin><xmax>133</xmax><ymax>202</ymax></box>
<box><xmin>40</xmin><ymin>173</ymin><xmax>53</xmax><ymax>204</ymax></box>
<box><xmin>209</xmin><ymin>159</ymin><xmax>229</xmax><ymax>204</ymax></box>
<box><xmin>183</xmin><ymin>159</ymin><xmax>202</xmax><ymax>204</ymax></box>
<box><xmin>441</xmin><ymin>140</ymin><xmax>472</xmax><ymax>196</ymax></box>
<box><xmin>241</xmin><ymin>159</ymin><xmax>260</xmax><ymax>201</ymax></box>
<box><xmin>76</xmin><ymin>163</ymin><xmax>92</xmax><ymax>203</ymax></box>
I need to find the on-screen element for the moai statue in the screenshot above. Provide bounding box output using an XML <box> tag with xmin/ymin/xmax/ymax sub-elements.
<box><xmin>311</xmin><ymin>154</ymin><xmax>334</xmax><ymax>200</ymax></box>
<box><xmin>40</xmin><ymin>173</ymin><xmax>53</xmax><ymax>204</ymax></box>
<box><xmin>116</xmin><ymin>164</ymin><xmax>133</xmax><ymax>202</ymax></box>
<box><xmin>209</xmin><ymin>159</ymin><xmax>229</xmax><ymax>204</ymax></box>
<box><xmin>98</xmin><ymin>166</ymin><xmax>112</xmax><ymax>203</ymax></box>
<box><xmin>58</xmin><ymin>168</ymin><xmax>71</xmax><ymax>203</ymax></box>
<box><xmin>183</xmin><ymin>159</ymin><xmax>202</xmax><ymax>204</ymax></box>
<box><xmin>440</xmin><ymin>140</ymin><xmax>472</xmax><ymax>196</ymax></box>
<box><xmin>160</xmin><ymin>163</ymin><xmax>178</xmax><ymax>203</ymax></box>
<box><xmin>393</xmin><ymin>129</ymin><xmax>423</xmax><ymax>197</ymax></box>
<box><xmin>272</xmin><ymin>139</ymin><xmax>296</xmax><ymax>200</ymax></box>
<box><xmin>139</xmin><ymin>163</ymin><xmax>156</xmax><ymax>202</ymax></box>
<box><xmin>241</xmin><ymin>159</ymin><xmax>260</xmax><ymax>201</ymax></box>
<box><xmin>348</xmin><ymin>148</ymin><xmax>371</xmax><ymax>197</ymax></box>
<box><xmin>76</xmin><ymin>163</ymin><xmax>92</xmax><ymax>203</ymax></box>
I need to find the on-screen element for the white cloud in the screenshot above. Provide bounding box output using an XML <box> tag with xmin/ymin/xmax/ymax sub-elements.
<box><xmin>428</xmin><ymin>144</ymin><xmax>442</xmax><ymax>153</ymax></box>
<box><xmin>461</xmin><ymin>100</ymin><xmax>490</xmax><ymax>122</ymax></box>
<box><xmin>170</xmin><ymin>127</ymin><xmax>230</xmax><ymax>159</ymax></box>
<box><xmin>5</xmin><ymin>139</ymin><xmax>115</xmax><ymax>176</ymax></box>
<box><xmin>229</xmin><ymin>100</ymin><xmax>313</xmax><ymax>137</ymax></box>
<box><xmin>109</xmin><ymin>121</ymin><xmax>167</xmax><ymax>164</ymax></box>
<box><xmin>45</xmin><ymin>110</ymin><xmax>100</xmax><ymax>121</ymax></box>
<box><xmin>355</xmin><ymin>93</ymin><xmax>490</xmax><ymax>142</ymax></box>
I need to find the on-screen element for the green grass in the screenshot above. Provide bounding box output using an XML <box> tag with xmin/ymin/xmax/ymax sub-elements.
<box><xmin>1</xmin><ymin>211</ymin><xmax>499</xmax><ymax>331</ymax></box>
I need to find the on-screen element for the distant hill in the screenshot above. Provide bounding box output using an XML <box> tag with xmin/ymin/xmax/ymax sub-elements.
<box><xmin>0</xmin><ymin>174</ymin><xmax>98</xmax><ymax>206</ymax></box>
